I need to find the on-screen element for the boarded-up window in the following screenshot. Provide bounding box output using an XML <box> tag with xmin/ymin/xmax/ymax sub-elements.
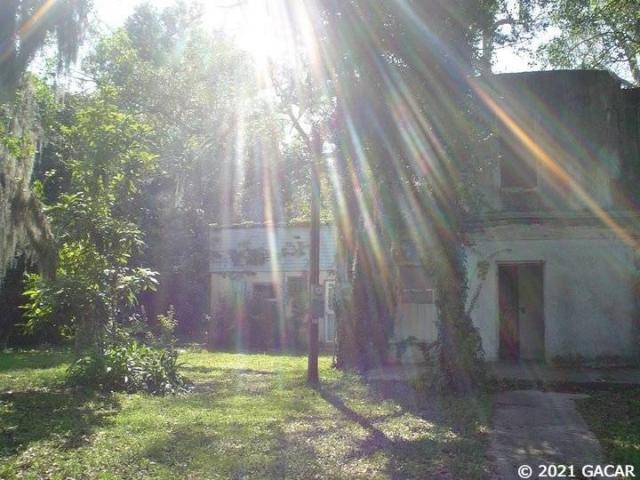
<box><xmin>399</xmin><ymin>266</ymin><xmax>434</xmax><ymax>304</ymax></box>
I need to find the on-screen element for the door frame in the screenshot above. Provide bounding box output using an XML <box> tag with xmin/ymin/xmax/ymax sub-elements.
<box><xmin>324</xmin><ymin>280</ymin><xmax>336</xmax><ymax>343</ymax></box>
<box><xmin>496</xmin><ymin>261</ymin><xmax>545</xmax><ymax>362</ymax></box>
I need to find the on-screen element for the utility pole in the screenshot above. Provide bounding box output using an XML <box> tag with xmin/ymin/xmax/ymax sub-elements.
<box><xmin>307</xmin><ymin>126</ymin><xmax>322</xmax><ymax>385</ymax></box>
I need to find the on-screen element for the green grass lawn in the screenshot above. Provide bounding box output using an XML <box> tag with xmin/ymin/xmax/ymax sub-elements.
<box><xmin>577</xmin><ymin>390</ymin><xmax>640</xmax><ymax>469</ymax></box>
<box><xmin>0</xmin><ymin>348</ymin><xmax>491</xmax><ymax>479</ymax></box>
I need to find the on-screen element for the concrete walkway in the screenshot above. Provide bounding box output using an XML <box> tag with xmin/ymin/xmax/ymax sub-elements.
<box><xmin>488</xmin><ymin>362</ymin><xmax>640</xmax><ymax>386</ymax></box>
<box><xmin>490</xmin><ymin>390</ymin><xmax>603</xmax><ymax>480</ymax></box>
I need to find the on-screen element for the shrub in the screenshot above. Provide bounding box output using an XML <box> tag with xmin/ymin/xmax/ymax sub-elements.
<box><xmin>67</xmin><ymin>342</ymin><xmax>190</xmax><ymax>394</ymax></box>
<box><xmin>155</xmin><ymin>306</ymin><xmax>178</xmax><ymax>349</ymax></box>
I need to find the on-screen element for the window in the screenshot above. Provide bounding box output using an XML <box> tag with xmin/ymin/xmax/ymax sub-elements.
<box><xmin>499</xmin><ymin>137</ymin><xmax>537</xmax><ymax>190</ymax></box>
<box><xmin>252</xmin><ymin>283</ymin><xmax>276</xmax><ymax>302</ymax></box>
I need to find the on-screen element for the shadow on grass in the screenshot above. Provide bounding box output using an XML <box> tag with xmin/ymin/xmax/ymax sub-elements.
<box><xmin>316</xmin><ymin>380</ymin><xmax>491</xmax><ymax>479</ymax></box>
<box><xmin>141</xmin><ymin>422</ymin><xmax>327</xmax><ymax>479</ymax></box>
<box><xmin>167</xmin><ymin>369</ymin><xmax>490</xmax><ymax>479</ymax></box>
<box><xmin>101</xmin><ymin>363</ymin><xmax>492</xmax><ymax>479</ymax></box>
<box><xmin>318</xmin><ymin>387</ymin><xmax>391</xmax><ymax>447</ymax></box>
<box><xmin>0</xmin><ymin>349</ymin><xmax>71</xmax><ymax>372</ymax></box>
<box><xmin>0</xmin><ymin>390</ymin><xmax>120</xmax><ymax>456</ymax></box>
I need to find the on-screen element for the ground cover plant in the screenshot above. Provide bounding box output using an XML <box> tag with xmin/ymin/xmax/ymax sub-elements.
<box><xmin>577</xmin><ymin>390</ymin><xmax>640</xmax><ymax>469</ymax></box>
<box><xmin>0</xmin><ymin>348</ymin><xmax>492</xmax><ymax>479</ymax></box>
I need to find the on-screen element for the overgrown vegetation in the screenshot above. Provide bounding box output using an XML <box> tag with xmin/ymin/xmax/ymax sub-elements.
<box><xmin>22</xmin><ymin>86</ymin><xmax>159</xmax><ymax>353</ymax></box>
<box><xmin>1</xmin><ymin>0</ymin><xmax>90</xmax><ymax>280</ymax></box>
<box><xmin>12</xmin><ymin>82</ymin><xmax>187</xmax><ymax>393</ymax></box>
<box><xmin>67</xmin><ymin>342</ymin><xmax>188</xmax><ymax>394</ymax></box>
<box><xmin>536</xmin><ymin>0</ymin><xmax>640</xmax><ymax>85</ymax></box>
<box><xmin>577</xmin><ymin>390</ymin><xmax>640</xmax><ymax>468</ymax></box>
<box><xmin>208</xmin><ymin>293</ymin><xmax>308</xmax><ymax>352</ymax></box>
<box><xmin>0</xmin><ymin>349</ymin><xmax>492</xmax><ymax>479</ymax></box>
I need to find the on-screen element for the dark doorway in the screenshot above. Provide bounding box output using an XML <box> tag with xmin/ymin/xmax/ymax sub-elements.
<box><xmin>498</xmin><ymin>263</ymin><xmax>544</xmax><ymax>361</ymax></box>
<box><xmin>249</xmin><ymin>283</ymin><xmax>279</xmax><ymax>349</ymax></box>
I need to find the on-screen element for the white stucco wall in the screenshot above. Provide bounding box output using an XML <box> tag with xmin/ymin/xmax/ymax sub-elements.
<box><xmin>392</xmin><ymin>303</ymin><xmax>438</xmax><ymax>363</ymax></box>
<box><xmin>209</xmin><ymin>224</ymin><xmax>338</xmax><ymax>346</ymax></box>
<box><xmin>466</xmin><ymin>224</ymin><xmax>638</xmax><ymax>362</ymax></box>
<box><xmin>210</xmin><ymin>270</ymin><xmax>336</xmax><ymax>344</ymax></box>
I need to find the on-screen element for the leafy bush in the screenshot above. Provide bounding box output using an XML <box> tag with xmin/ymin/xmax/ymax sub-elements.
<box><xmin>155</xmin><ymin>306</ymin><xmax>178</xmax><ymax>349</ymax></box>
<box><xmin>67</xmin><ymin>342</ymin><xmax>189</xmax><ymax>394</ymax></box>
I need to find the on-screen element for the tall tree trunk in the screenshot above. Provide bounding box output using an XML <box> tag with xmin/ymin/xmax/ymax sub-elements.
<box><xmin>74</xmin><ymin>314</ymin><xmax>105</xmax><ymax>357</ymax></box>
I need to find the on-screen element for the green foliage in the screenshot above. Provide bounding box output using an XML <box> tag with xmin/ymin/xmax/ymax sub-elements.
<box><xmin>155</xmin><ymin>305</ymin><xmax>178</xmax><ymax>349</ymax></box>
<box><xmin>21</xmin><ymin>86</ymin><xmax>158</xmax><ymax>353</ymax></box>
<box><xmin>0</xmin><ymin>0</ymin><xmax>91</xmax><ymax>99</ymax></box>
<box><xmin>0</xmin><ymin>129</ymin><xmax>35</xmax><ymax>159</ymax></box>
<box><xmin>578</xmin><ymin>390</ymin><xmax>640</xmax><ymax>468</ymax></box>
<box><xmin>0</xmin><ymin>0</ymin><xmax>90</xmax><ymax>286</ymax></box>
<box><xmin>66</xmin><ymin>342</ymin><xmax>189</xmax><ymax>394</ymax></box>
<box><xmin>81</xmin><ymin>5</ymin><xmax>285</xmax><ymax>337</ymax></box>
<box><xmin>536</xmin><ymin>0</ymin><xmax>640</xmax><ymax>84</ymax></box>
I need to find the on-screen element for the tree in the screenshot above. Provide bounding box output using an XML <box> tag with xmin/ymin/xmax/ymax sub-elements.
<box><xmin>23</xmin><ymin>86</ymin><xmax>158</xmax><ymax>354</ymax></box>
<box><xmin>0</xmin><ymin>0</ymin><xmax>90</xmax><ymax>98</ymax></box>
<box><xmin>83</xmin><ymin>3</ymin><xmax>302</xmax><ymax>337</ymax></box>
<box><xmin>1</xmin><ymin>0</ymin><xmax>91</xmax><ymax>282</ymax></box>
<box><xmin>474</xmin><ymin>0</ymin><xmax>539</xmax><ymax>73</ymax></box>
<box><xmin>536</xmin><ymin>0</ymin><xmax>640</xmax><ymax>84</ymax></box>
<box><xmin>313</xmin><ymin>0</ymin><xmax>491</xmax><ymax>391</ymax></box>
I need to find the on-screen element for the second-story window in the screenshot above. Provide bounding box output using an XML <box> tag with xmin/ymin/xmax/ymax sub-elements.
<box><xmin>499</xmin><ymin>137</ymin><xmax>538</xmax><ymax>190</ymax></box>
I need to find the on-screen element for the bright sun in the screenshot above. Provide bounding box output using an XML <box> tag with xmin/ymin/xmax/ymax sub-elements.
<box><xmin>97</xmin><ymin>0</ymin><xmax>304</xmax><ymax>67</ymax></box>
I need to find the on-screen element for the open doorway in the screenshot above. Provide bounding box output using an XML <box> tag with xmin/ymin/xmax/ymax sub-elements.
<box><xmin>498</xmin><ymin>263</ymin><xmax>544</xmax><ymax>361</ymax></box>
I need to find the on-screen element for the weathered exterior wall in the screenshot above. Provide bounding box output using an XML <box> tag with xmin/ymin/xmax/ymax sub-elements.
<box><xmin>209</xmin><ymin>224</ymin><xmax>337</xmax><ymax>346</ymax></box>
<box><xmin>474</xmin><ymin>71</ymin><xmax>628</xmax><ymax>214</ymax></box>
<box><xmin>209</xmin><ymin>69</ymin><xmax>640</xmax><ymax>361</ymax></box>
<box><xmin>210</xmin><ymin>224</ymin><xmax>335</xmax><ymax>273</ymax></box>
<box><xmin>390</xmin><ymin>222</ymin><xmax>639</xmax><ymax>364</ymax></box>
<box><xmin>391</xmin><ymin>303</ymin><xmax>438</xmax><ymax>363</ymax></box>
<box><xmin>366</xmin><ymin>71</ymin><xmax>640</xmax><ymax>365</ymax></box>
<box><xmin>466</xmin><ymin>223</ymin><xmax>638</xmax><ymax>362</ymax></box>
<box><xmin>209</xmin><ymin>270</ymin><xmax>336</xmax><ymax>344</ymax></box>
<box><xmin>394</xmin><ymin>303</ymin><xmax>438</xmax><ymax>343</ymax></box>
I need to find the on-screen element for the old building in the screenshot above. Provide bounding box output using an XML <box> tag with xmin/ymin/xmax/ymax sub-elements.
<box><xmin>208</xmin><ymin>223</ymin><xmax>336</xmax><ymax>349</ymax></box>
<box><xmin>209</xmin><ymin>70</ymin><xmax>639</xmax><ymax>365</ymax></box>
<box><xmin>393</xmin><ymin>70</ymin><xmax>640</xmax><ymax>364</ymax></box>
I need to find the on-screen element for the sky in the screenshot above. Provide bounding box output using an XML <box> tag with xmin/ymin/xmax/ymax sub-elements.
<box><xmin>92</xmin><ymin>0</ymin><xmax>534</xmax><ymax>73</ymax></box>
